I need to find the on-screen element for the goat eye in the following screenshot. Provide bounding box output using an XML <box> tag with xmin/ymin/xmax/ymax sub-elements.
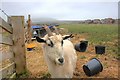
<box><xmin>47</xmin><ymin>40</ymin><xmax>54</xmax><ymax>47</ymax></box>
<box><xmin>48</xmin><ymin>44</ymin><xmax>51</xmax><ymax>46</ymax></box>
<box><xmin>61</xmin><ymin>40</ymin><xmax>63</xmax><ymax>46</ymax></box>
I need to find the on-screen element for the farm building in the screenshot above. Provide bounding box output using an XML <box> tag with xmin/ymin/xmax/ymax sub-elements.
<box><xmin>31</xmin><ymin>25</ymin><xmax>55</xmax><ymax>38</ymax></box>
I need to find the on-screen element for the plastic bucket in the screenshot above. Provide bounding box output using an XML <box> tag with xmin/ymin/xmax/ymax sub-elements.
<box><xmin>95</xmin><ymin>45</ymin><xmax>105</xmax><ymax>54</ymax></box>
<box><xmin>83</xmin><ymin>58</ymin><xmax>103</xmax><ymax>76</ymax></box>
<box><xmin>75</xmin><ymin>40</ymin><xmax>88</xmax><ymax>52</ymax></box>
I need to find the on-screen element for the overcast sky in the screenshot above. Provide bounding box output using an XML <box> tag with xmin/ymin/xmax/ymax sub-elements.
<box><xmin>0</xmin><ymin>0</ymin><xmax>119</xmax><ymax>21</ymax></box>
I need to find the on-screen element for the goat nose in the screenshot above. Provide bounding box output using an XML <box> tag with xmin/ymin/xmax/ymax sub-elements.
<box><xmin>58</xmin><ymin>58</ymin><xmax>64</xmax><ymax>63</ymax></box>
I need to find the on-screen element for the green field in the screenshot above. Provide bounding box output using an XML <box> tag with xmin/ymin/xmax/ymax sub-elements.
<box><xmin>59</xmin><ymin>24</ymin><xmax>119</xmax><ymax>58</ymax></box>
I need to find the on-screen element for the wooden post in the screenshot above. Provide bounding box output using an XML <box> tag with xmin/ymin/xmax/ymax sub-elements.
<box><xmin>27</xmin><ymin>14</ymin><xmax>32</xmax><ymax>44</ymax></box>
<box><xmin>11</xmin><ymin>16</ymin><xmax>26</xmax><ymax>74</ymax></box>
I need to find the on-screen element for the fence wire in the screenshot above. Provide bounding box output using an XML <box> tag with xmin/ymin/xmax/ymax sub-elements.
<box><xmin>0</xmin><ymin>8</ymin><xmax>10</xmax><ymax>22</ymax></box>
<box><xmin>0</xmin><ymin>8</ymin><xmax>9</xmax><ymax>18</ymax></box>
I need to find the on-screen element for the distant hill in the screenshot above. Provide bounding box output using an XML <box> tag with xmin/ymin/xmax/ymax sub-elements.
<box><xmin>31</xmin><ymin>17</ymin><xmax>60</xmax><ymax>24</ymax></box>
<box><xmin>29</xmin><ymin>17</ymin><xmax>118</xmax><ymax>25</ymax></box>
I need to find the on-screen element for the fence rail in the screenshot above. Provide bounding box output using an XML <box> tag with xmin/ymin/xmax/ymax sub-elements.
<box><xmin>0</xmin><ymin>16</ymin><xmax>15</xmax><ymax>79</ymax></box>
<box><xmin>0</xmin><ymin>16</ymin><xmax>26</xmax><ymax>79</ymax></box>
<box><xmin>1</xmin><ymin>51</ymin><xmax>13</xmax><ymax>62</ymax></box>
<box><xmin>0</xmin><ymin>34</ymin><xmax>13</xmax><ymax>46</ymax></box>
<box><xmin>0</xmin><ymin>62</ymin><xmax>15</xmax><ymax>78</ymax></box>
<box><xmin>0</xmin><ymin>17</ymin><xmax>13</xmax><ymax>34</ymax></box>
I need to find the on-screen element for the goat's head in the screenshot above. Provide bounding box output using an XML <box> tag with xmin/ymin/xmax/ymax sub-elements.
<box><xmin>36</xmin><ymin>25</ymin><xmax>73</xmax><ymax>65</ymax></box>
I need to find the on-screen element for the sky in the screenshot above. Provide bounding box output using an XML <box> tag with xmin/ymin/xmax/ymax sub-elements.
<box><xmin>0</xmin><ymin>0</ymin><xmax>119</xmax><ymax>21</ymax></box>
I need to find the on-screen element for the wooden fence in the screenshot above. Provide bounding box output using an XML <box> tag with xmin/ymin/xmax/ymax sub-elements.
<box><xmin>0</xmin><ymin>16</ymin><xmax>26</xmax><ymax>79</ymax></box>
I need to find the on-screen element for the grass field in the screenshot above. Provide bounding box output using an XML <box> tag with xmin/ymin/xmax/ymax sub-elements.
<box><xmin>59</xmin><ymin>24</ymin><xmax>119</xmax><ymax>58</ymax></box>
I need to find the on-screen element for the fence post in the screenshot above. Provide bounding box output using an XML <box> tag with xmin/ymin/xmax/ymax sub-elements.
<box><xmin>11</xmin><ymin>16</ymin><xmax>26</xmax><ymax>74</ymax></box>
<box><xmin>27</xmin><ymin>14</ymin><xmax>32</xmax><ymax>44</ymax></box>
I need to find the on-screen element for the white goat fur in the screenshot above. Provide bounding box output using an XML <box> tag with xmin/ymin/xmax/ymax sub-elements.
<box><xmin>40</xmin><ymin>33</ymin><xmax>77</xmax><ymax>78</ymax></box>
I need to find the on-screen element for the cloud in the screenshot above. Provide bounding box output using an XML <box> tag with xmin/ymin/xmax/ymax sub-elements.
<box><xmin>1</xmin><ymin>0</ymin><xmax>119</xmax><ymax>2</ymax></box>
<box><xmin>1</xmin><ymin>1</ymin><xmax>118</xmax><ymax>20</ymax></box>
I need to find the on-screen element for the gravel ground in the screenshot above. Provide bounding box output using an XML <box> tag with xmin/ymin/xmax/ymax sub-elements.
<box><xmin>25</xmin><ymin>34</ymin><xmax>118</xmax><ymax>78</ymax></box>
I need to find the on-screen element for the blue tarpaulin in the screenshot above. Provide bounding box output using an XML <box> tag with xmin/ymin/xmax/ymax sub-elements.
<box><xmin>48</xmin><ymin>26</ymin><xmax>53</xmax><ymax>28</ymax></box>
<box><xmin>31</xmin><ymin>26</ymin><xmax>43</xmax><ymax>29</ymax></box>
<box><xmin>31</xmin><ymin>25</ymin><xmax>53</xmax><ymax>29</ymax></box>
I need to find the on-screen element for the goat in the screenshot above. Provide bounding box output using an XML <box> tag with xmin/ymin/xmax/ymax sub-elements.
<box><xmin>36</xmin><ymin>25</ymin><xmax>77</xmax><ymax>78</ymax></box>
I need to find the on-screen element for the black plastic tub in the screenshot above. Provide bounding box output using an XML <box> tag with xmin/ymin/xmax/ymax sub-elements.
<box><xmin>83</xmin><ymin>58</ymin><xmax>103</xmax><ymax>76</ymax></box>
<box><xmin>95</xmin><ymin>45</ymin><xmax>105</xmax><ymax>54</ymax></box>
<box><xmin>75</xmin><ymin>40</ymin><xmax>88</xmax><ymax>52</ymax></box>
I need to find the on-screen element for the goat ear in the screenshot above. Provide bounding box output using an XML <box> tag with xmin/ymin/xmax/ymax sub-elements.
<box><xmin>63</xmin><ymin>34</ymin><xmax>74</xmax><ymax>40</ymax></box>
<box><xmin>36</xmin><ymin>37</ymin><xmax>46</xmax><ymax>43</ymax></box>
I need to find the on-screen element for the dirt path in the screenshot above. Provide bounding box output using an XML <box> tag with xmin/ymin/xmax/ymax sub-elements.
<box><xmin>26</xmin><ymin>34</ymin><xmax>118</xmax><ymax>78</ymax></box>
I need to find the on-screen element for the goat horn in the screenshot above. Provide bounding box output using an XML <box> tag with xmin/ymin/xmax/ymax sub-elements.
<box><xmin>44</xmin><ymin>25</ymin><xmax>53</xmax><ymax>36</ymax></box>
<box><xmin>53</xmin><ymin>26</ymin><xmax>59</xmax><ymax>35</ymax></box>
